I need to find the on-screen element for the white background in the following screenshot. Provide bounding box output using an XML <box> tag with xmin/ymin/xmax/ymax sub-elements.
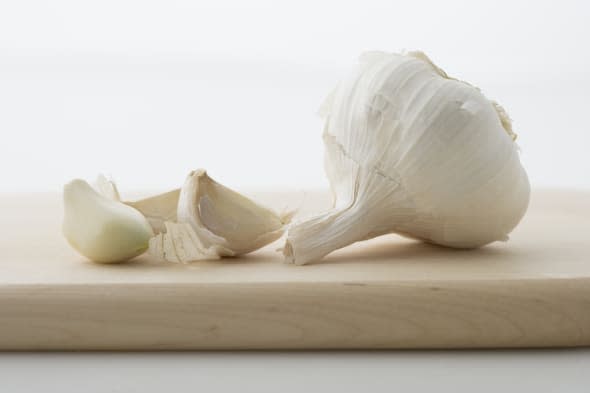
<box><xmin>1</xmin><ymin>0</ymin><xmax>589</xmax><ymax>193</ymax></box>
<box><xmin>1</xmin><ymin>1</ymin><xmax>589</xmax><ymax>391</ymax></box>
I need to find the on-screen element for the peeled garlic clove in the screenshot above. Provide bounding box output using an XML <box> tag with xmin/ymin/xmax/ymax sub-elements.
<box><xmin>285</xmin><ymin>50</ymin><xmax>530</xmax><ymax>265</ymax></box>
<box><xmin>149</xmin><ymin>170</ymin><xmax>291</xmax><ymax>262</ymax></box>
<box><xmin>63</xmin><ymin>179</ymin><xmax>154</xmax><ymax>263</ymax></box>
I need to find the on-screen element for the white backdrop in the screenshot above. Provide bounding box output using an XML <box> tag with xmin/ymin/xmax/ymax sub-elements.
<box><xmin>1</xmin><ymin>0</ymin><xmax>589</xmax><ymax>193</ymax></box>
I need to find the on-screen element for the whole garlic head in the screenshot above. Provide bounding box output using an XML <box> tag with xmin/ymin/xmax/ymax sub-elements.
<box><xmin>285</xmin><ymin>51</ymin><xmax>530</xmax><ymax>265</ymax></box>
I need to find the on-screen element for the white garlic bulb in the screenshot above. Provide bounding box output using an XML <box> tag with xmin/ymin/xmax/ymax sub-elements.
<box><xmin>284</xmin><ymin>51</ymin><xmax>530</xmax><ymax>265</ymax></box>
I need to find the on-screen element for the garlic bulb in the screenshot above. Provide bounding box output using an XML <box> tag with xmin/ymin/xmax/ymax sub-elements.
<box><xmin>149</xmin><ymin>170</ymin><xmax>292</xmax><ymax>263</ymax></box>
<box><xmin>63</xmin><ymin>179</ymin><xmax>154</xmax><ymax>263</ymax></box>
<box><xmin>284</xmin><ymin>51</ymin><xmax>530</xmax><ymax>265</ymax></box>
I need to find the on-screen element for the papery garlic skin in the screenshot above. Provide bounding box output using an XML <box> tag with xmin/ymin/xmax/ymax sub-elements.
<box><xmin>63</xmin><ymin>179</ymin><xmax>154</xmax><ymax>263</ymax></box>
<box><xmin>95</xmin><ymin>174</ymin><xmax>121</xmax><ymax>202</ymax></box>
<box><xmin>285</xmin><ymin>51</ymin><xmax>530</xmax><ymax>265</ymax></box>
<box><xmin>126</xmin><ymin>188</ymin><xmax>180</xmax><ymax>234</ymax></box>
<box><xmin>149</xmin><ymin>170</ymin><xmax>291</xmax><ymax>263</ymax></box>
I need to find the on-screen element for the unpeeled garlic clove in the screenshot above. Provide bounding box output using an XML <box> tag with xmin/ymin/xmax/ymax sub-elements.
<box><xmin>62</xmin><ymin>179</ymin><xmax>154</xmax><ymax>263</ymax></box>
<box><xmin>149</xmin><ymin>169</ymin><xmax>291</xmax><ymax>263</ymax></box>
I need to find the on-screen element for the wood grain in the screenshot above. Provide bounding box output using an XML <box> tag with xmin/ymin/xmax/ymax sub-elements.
<box><xmin>0</xmin><ymin>190</ymin><xmax>589</xmax><ymax>350</ymax></box>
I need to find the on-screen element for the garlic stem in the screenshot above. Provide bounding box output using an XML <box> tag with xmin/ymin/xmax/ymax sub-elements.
<box><xmin>284</xmin><ymin>204</ymin><xmax>371</xmax><ymax>265</ymax></box>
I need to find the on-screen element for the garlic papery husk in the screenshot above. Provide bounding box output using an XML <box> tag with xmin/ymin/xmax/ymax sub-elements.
<box><xmin>95</xmin><ymin>174</ymin><xmax>122</xmax><ymax>202</ymax></box>
<box><xmin>63</xmin><ymin>179</ymin><xmax>154</xmax><ymax>263</ymax></box>
<box><xmin>284</xmin><ymin>50</ymin><xmax>530</xmax><ymax>265</ymax></box>
<box><xmin>149</xmin><ymin>169</ymin><xmax>292</xmax><ymax>263</ymax></box>
<box><xmin>126</xmin><ymin>188</ymin><xmax>180</xmax><ymax>234</ymax></box>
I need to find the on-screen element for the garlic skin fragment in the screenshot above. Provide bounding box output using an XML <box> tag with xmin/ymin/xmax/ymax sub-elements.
<box><xmin>149</xmin><ymin>170</ymin><xmax>291</xmax><ymax>263</ymax></box>
<box><xmin>63</xmin><ymin>179</ymin><xmax>154</xmax><ymax>263</ymax></box>
<box><xmin>285</xmin><ymin>51</ymin><xmax>530</xmax><ymax>265</ymax></box>
<box><xmin>126</xmin><ymin>188</ymin><xmax>181</xmax><ymax>234</ymax></box>
<box><xmin>95</xmin><ymin>174</ymin><xmax>121</xmax><ymax>202</ymax></box>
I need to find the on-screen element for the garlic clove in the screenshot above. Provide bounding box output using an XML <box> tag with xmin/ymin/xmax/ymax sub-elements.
<box><xmin>176</xmin><ymin>169</ymin><xmax>291</xmax><ymax>255</ymax></box>
<box><xmin>149</xmin><ymin>169</ymin><xmax>291</xmax><ymax>263</ymax></box>
<box><xmin>62</xmin><ymin>179</ymin><xmax>154</xmax><ymax>263</ymax></box>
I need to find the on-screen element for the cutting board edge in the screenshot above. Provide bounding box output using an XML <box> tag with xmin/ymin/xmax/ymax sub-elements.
<box><xmin>1</xmin><ymin>276</ymin><xmax>589</xmax><ymax>350</ymax></box>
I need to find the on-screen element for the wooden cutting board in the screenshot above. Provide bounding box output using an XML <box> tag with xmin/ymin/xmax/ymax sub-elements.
<box><xmin>1</xmin><ymin>189</ymin><xmax>589</xmax><ymax>350</ymax></box>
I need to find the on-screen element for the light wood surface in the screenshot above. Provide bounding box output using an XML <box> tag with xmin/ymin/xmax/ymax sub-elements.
<box><xmin>0</xmin><ymin>189</ymin><xmax>589</xmax><ymax>350</ymax></box>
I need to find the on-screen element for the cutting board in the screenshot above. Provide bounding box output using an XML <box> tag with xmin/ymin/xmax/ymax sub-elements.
<box><xmin>1</xmin><ymin>189</ymin><xmax>589</xmax><ymax>350</ymax></box>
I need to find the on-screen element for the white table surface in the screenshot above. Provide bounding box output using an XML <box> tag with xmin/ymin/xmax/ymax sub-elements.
<box><xmin>1</xmin><ymin>350</ymin><xmax>589</xmax><ymax>392</ymax></box>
